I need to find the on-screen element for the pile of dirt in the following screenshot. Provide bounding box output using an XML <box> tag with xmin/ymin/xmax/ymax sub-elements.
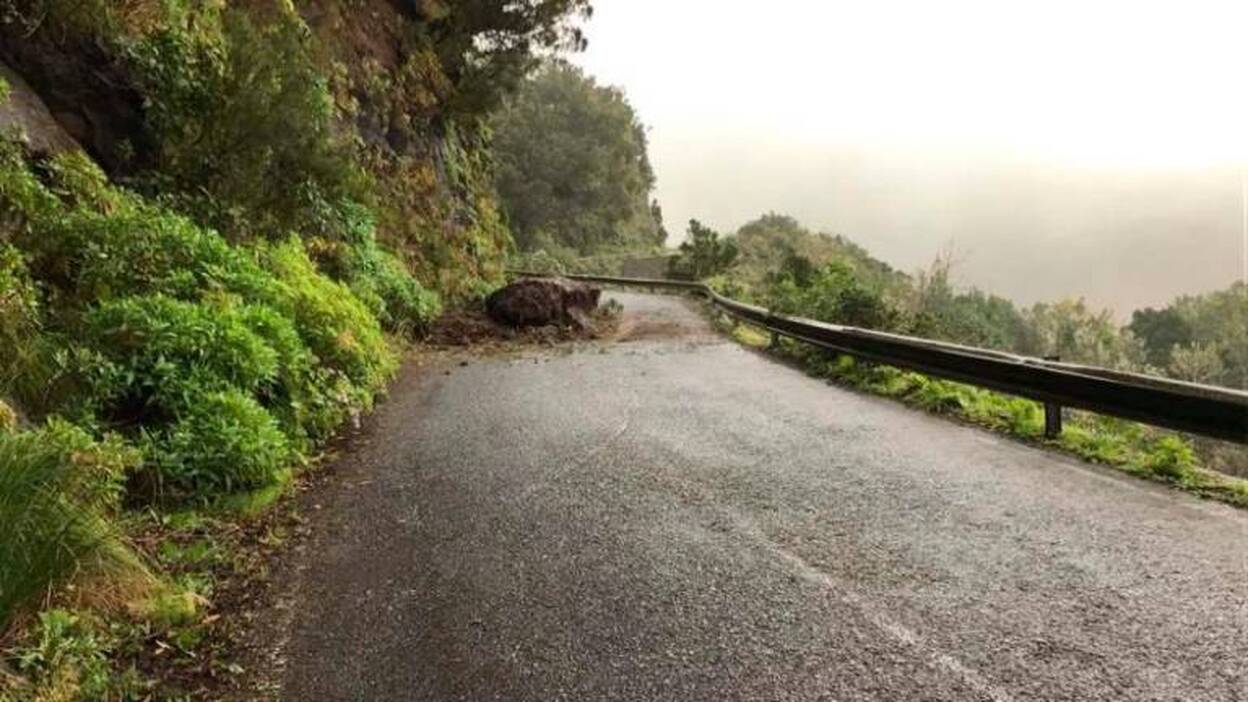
<box><xmin>424</xmin><ymin>307</ymin><xmax>620</xmax><ymax>349</ymax></box>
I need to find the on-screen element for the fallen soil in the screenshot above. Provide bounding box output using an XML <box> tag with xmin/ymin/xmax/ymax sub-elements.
<box><xmin>423</xmin><ymin>306</ymin><xmax>619</xmax><ymax>350</ymax></box>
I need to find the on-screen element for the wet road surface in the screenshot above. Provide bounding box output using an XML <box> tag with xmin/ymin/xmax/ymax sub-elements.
<box><xmin>278</xmin><ymin>292</ymin><xmax>1248</xmax><ymax>701</ymax></box>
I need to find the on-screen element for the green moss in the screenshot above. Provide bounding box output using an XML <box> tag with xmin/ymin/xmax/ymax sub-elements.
<box><xmin>129</xmin><ymin>587</ymin><xmax>205</xmax><ymax>629</ymax></box>
<box><xmin>209</xmin><ymin>467</ymin><xmax>294</xmax><ymax>518</ymax></box>
<box><xmin>0</xmin><ymin>399</ymin><xmax>16</xmax><ymax>432</ymax></box>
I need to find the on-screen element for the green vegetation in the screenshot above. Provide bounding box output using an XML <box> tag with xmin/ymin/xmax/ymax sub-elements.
<box><xmin>7</xmin><ymin>609</ymin><xmax>148</xmax><ymax>700</ymax></box>
<box><xmin>1129</xmin><ymin>285</ymin><xmax>1247</xmax><ymax>387</ymax></box>
<box><xmin>669</xmin><ymin>220</ymin><xmax>738</xmax><ymax>280</ymax></box>
<box><xmin>0</xmin><ymin>0</ymin><xmax>593</xmax><ymax>695</ymax></box>
<box><xmin>494</xmin><ymin>60</ymin><xmax>665</xmax><ymax>257</ymax></box>
<box><xmin>705</xmin><ymin>214</ymin><xmax>1247</xmax><ymax>503</ymax></box>
<box><xmin>125</xmin><ymin>5</ymin><xmax>366</xmax><ymax>242</ymax></box>
<box><xmin>0</xmin><ymin>421</ymin><xmax>147</xmax><ymax>625</ymax></box>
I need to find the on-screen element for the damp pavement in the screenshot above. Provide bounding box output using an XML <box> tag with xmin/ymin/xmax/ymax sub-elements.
<box><xmin>276</xmin><ymin>291</ymin><xmax>1248</xmax><ymax>701</ymax></box>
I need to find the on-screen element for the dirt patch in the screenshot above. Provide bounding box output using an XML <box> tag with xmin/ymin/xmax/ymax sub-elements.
<box><xmin>613</xmin><ymin>314</ymin><xmax>696</xmax><ymax>342</ymax></box>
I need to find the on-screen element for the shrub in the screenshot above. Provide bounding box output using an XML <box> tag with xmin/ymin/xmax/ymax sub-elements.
<box><xmin>354</xmin><ymin>247</ymin><xmax>441</xmax><ymax>334</ymax></box>
<box><xmin>307</xmin><ymin>205</ymin><xmax>441</xmax><ymax>335</ymax></box>
<box><xmin>140</xmin><ymin>388</ymin><xmax>290</xmax><ymax>498</ymax></box>
<box><xmin>257</xmin><ymin>238</ymin><xmax>396</xmax><ymax>395</ymax></box>
<box><xmin>1</xmin><ymin>143</ymin><xmax>403</xmax><ymax>503</ymax></box>
<box><xmin>0</xmin><ymin>420</ymin><xmax>143</xmax><ymax>625</ymax></box>
<box><xmin>126</xmin><ymin>5</ymin><xmax>368</xmax><ymax>241</ymax></box>
<box><xmin>83</xmin><ymin>296</ymin><xmax>279</xmax><ymax>415</ymax></box>
<box><xmin>767</xmin><ymin>260</ymin><xmax>899</xmax><ymax>331</ymax></box>
<box><xmin>0</xmin><ymin>244</ymin><xmax>39</xmax><ymax>344</ymax></box>
<box><xmin>1142</xmin><ymin>435</ymin><xmax>1197</xmax><ymax>481</ymax></box>
<box><xmin>0</xmin><ymin>245</ymin><xmax>40</xmax><ymax>395</ymax></box>
<box><xmin>670</xmin><ymin>219</ymin><xmax>737</xmax><ymax>279</ymax></box>
<box><xmin>234</xmin><ymin>303</ymin><xmax>346</xmax><ymax>446</ymax></box>
<box><xmin>19</xmin><ymin>188</ymin><xmax>272</xmax><ymax>308</ymax></box>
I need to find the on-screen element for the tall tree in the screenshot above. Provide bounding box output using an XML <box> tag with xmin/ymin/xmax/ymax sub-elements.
<box><xmin>491</xmin><ymin>60</ymin><xmax>664</xmax><ymax>253</ymax></box>
<box><xmin>669</xmin><ymin>220</ymin><xmax>737</xmax><ymax>279</ymax></box>
<box><xmin>419</xmin><ymin>0</ymin><xmax>593</xmax><ymax>118</ymax></box>
<box><xmin>1127</xmin><ymin>307</ymin><xmax>1193</xmax><ymax>368</ymax></box>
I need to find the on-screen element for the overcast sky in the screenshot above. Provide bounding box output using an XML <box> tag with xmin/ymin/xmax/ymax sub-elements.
<box><xmin>571</xmin><ymin>0</ymin><xmax>1247</xmax><ymax>316</ymax></box>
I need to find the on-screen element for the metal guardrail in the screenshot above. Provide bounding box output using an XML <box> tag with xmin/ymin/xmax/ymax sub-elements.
<box><xmin>509</xmin><ymin>271</ymin><xmax>1248</xmax><ymax>444</ymax></box>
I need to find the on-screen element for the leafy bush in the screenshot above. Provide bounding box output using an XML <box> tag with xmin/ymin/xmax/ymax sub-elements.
<box><xmin>0</xmin><ymin>137</ymin><xmax>416</xmax><ymax>510</ymax></box>
<box><xmin>0</xmin><ymin>420</ymin><xmax>143</xmax><ymax>624</ymax></box>
<box><xmin>126</xmin><ymin>5</ymin><xmax>368</xmax><ymax>241</ymax></box>
<box><xmin>0</xmin><ymin>244</ymin><xmax>40</xmax><ymax>389</ymax></box>
<box><xmin>1141</xmin><ymin>435</ymin><xmax>1197</xmax><ymax>482</ymax></box>
<box><xmin>84</xmin><ymin>296</ymin><xmax>280</xmax><ymax>411</ymax></box>
<box><xmin>767</xmin><ymin>259</ymin><xmax>899</xmax><ymax>330</ymax></box>
<box><xmin>670</xmin><ymin>219</ymin><xmax>737</xmax><ymax>280</ymax></box>
<box><xmin>234</xmin><ymin>303</ymin><xmax>344</xmax><ymax>446</ymax></box>
<box><xmin>140</xmin><ymin>388</ymin><xmax>290</xmax><ymax>498</ymax></box>
<box><xmin>258</xmin><ymin>238</ymin><xmax>396</xmax><ymax>396</ymax></box>
<box><xmin>307</xmin><ymin>205</ymin><xmax>441</xmax><ymax>335</ymax></box>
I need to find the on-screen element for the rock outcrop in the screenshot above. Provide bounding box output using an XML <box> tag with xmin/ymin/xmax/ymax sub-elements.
<box><xmin>0</xmin><ymin>61</ymin><xmax>83</xmax><ymax>156</ymax></box>
<box><xmin>485</xmin><ymin>278</ymin><xmax>602</xmax><ymax>329</ymax></box>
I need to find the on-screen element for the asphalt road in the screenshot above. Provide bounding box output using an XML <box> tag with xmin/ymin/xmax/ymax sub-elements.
<box><xmin>277</xmin><ymin>292</ymin><xmax>1248</xmax><ymax>701</ymax></box>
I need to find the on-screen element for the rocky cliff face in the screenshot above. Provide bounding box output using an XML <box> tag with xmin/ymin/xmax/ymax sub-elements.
<box><xmin>0</xmin><ymin>6</ymin><xmax>149</xmax><ymax>172</ymax></box>
<box><xmin>0</xmin><ymin>61</ymin><xmax>79</xmax><ymax>156</ymax></box>
<box><xmin>299</xmin><ymin>0</ymin><xmax>512</xmax><ymax>294</ymax></box>
<box><xmin>0</xmin><ymin>0</ymin><xmax>510</xmax><ymax>297</ymax></box>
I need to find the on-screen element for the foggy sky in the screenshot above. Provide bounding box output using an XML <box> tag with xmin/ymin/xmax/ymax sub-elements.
<box><xmin>572</xmin><ymin>0</ymin><xmax>1247</xmax><ymax>317</ymax></box>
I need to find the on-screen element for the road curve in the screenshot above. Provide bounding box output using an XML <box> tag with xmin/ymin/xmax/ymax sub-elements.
<box><xmin>277</xmin><ymin>292</ymin><xmax>1248</xmax><ymax>701</ymax></box>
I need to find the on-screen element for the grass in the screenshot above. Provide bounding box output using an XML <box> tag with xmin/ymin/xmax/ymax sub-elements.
<box><xmin>721</xmin><ymin>316</ymin><xmax>1248</xmax><ymax>508</ymax></box>
<box><xmin>0</xmin><ymin>422</ymin><xmax>155</xmax><ymax>626</ymax></box>
<box><xmin>2</xmin><ymin>486</ymin><xmax>304</xmax><ymax>699</ymax></box>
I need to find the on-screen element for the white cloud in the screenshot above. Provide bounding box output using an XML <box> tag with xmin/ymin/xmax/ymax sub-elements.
<box><xmin>569</xmin><ymin>0</ymin><xmax>1247</xmax><ymax>313</ymax></box>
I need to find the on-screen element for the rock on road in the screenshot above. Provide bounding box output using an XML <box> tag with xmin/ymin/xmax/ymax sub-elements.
<box><xmin>275</xmin><ymin>292</ymin><xmax>1247</xmax><ymax>701</ymax></box>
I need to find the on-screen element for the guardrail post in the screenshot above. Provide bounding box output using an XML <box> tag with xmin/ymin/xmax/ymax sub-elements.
<box><xmin>1043</xmin><ymin>355</ymin><xmax>1063</xmax><ymax>439</ymax></box>
<box><xmin>766</xmin><ymin>312</ymin><xmax>780</xmax><ymax>349</ymax></box>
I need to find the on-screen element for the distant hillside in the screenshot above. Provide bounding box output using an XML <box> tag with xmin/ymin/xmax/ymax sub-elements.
<box><xmin>730</xmin><ymin>213</ymin><xmax>908</xmax><ymax>292</ymax></box>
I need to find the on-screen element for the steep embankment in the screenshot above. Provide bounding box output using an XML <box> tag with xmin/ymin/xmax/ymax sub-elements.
<box><xmin>0</xmin><ymin>0</ymin><xmax>584</xmax><ymax>697</ymax></box>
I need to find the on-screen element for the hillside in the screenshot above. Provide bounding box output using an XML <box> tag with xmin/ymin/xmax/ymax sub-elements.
<box><xmin>730</xmin><ymin>213</ymin><xmax>908</xmax><ymax>293</ymax></box>
<box><xmin>0</xmin><ymin>0</ymin><xmax>590</xmax><ymax>697</ymax></box>
<box><xmin>668</xmin><ymin>212</ymin><xmax>1246</xmax><ymax>482</ymax></box>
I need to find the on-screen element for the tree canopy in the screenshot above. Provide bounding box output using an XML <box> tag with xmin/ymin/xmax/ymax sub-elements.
<box><xmin>491</xmin><ymin>60</ymin><xmax>664</xmax><ymax>254</ymax></box>
<box><xmin>669</xmin><ymin>220</ymin><xmax>737</xmax><ymax>279</ymax></box>
<box><xmin>423</xmin><ymin>0</ymin><xmax>593</xmax><ymax>117</ymax></box>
